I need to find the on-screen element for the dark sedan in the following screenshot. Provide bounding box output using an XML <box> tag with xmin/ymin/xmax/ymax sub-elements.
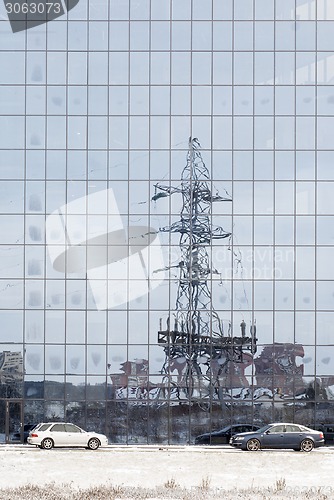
<box><xmin>195</xmin><ymin>424</ymin><xmax>260</xmax><ymax>445</ymax></box>
<box><xmin>12</xmin><ymin>423</ymin><xmax>38</xmax><ymax>443</ymax></box>
<box><xmin>229</xmin><ymin>423</ymin><xmax>324</xmax><ymax>452</ymax></box>
<box><xmin>313</xmin><ymin>424</ymin><xmax>334</xmax><ymax>444</ymax></box>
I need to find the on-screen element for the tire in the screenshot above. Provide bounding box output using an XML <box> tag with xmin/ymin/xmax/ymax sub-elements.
<box><xmin>300</xmin><ymin>439</ymin><xmax>314</xmax><ymax>452</ymax></box>
<box><xmin>246</xmin><ymin>438</ymin><xmax>261</xmax><ymax>451</ymax></box>
<box><xmin>87</xmin><ymin>438</ymin><xmax>100</xmax><ymax>450</ymax></box>
<box><xmin>41</xmin><ymin>438</ymin><xmax>54</xmax><ymax>450</ymax></box>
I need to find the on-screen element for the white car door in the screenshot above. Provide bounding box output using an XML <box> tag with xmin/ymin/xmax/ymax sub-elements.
<box><xmin>64</xmin><ymin>424</ymin><xmax>86</xmax><ymax>447</ymax></box>
<box><xmin>49</xmin><ymin>423</ymin><xmax>68</xmax><ymax>446</ymax></box>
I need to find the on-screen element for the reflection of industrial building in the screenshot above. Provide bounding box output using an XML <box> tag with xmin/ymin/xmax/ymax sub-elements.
<box><xmin>108</xmin><ymin>343</ymin><xmax>308</xmax><ymax>403</ymax></box>
<box><xmin>109</xmin><ymin>360</ymin><xmax>156</xmax><ymax>400</ymax></box>
<box><xmin>254</xmin><ymin>344</ymin><xmax>305</xmax><ymax>397</ymax></box>
<box><xmin>0</xmin><ymin>351</ymin><xmax>23</xmax><ymax>384</ymax></box>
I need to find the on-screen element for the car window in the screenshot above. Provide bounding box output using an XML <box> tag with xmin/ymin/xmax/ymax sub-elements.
<box><xmin>65</xmin><ymin>424</ymin><xmax>81</xmax><ymax>433</ymax></box>
<box><xmin>51</xmin><ymin>424</ymin><xmax>66</xmax><ymax>432</ymax></box>
<box><xmin>233</xmin><ymin>426</ymin><xmax>243</xmax><ymax>433</ymax></box>
<box><xmin>270</xmin><ymin>425</ymin><xmax>285</xmax><ymax>433</ymax></box>
<box><xmin>256</xmin><ymin>424</ymin><xmax>271</xmax><ymax>433</ymax></box>
<box><xmin>285</xmin><ymin>424</ymin><xmax>300</xmax><ymax>432</ymax></box>
<box><xmin>38</xmin><ymin>424</ymin><xmax>52</xmax><ymax>432</ymax></box>
<box><xmin>220</xmin><ymin>426</ymin><xmax>232</xmax><ymax>432</ymax></box>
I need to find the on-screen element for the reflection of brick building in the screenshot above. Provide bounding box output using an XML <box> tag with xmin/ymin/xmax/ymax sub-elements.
<box><xmin>110</xmin><ymin>360</ymin><xmax>149</xmax><ymax>387</ymax></box>
<box><xmin>108</xmin><ymin>343</ymin><xmax>308</xmax><ymax>401</ymax></box>
<box><xmin>0</xmin><ymin>351</ymin><xmax>23</xmax><ymax>384</ymax></box>
<box><xmin>211</xmin><ymin>353</ymin><xmax>253</xmax><ymax>388</ymax></box>
<box><xmin>254</xmin><ymin>343</ymin><xmax>305</xmax><ymax>396</ymax></box>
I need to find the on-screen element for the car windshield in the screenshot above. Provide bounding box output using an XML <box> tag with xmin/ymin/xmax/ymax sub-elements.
<box><xmin>254</xmin><ymin>424</ymin><xmax>271</xmax><ymax>433</ymax></box>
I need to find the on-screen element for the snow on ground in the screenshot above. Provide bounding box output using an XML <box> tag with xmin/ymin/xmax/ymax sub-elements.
<box><xmin>0</xmin><ymin>444</ymin><xmax>333</xmax><ymax>492</ymax></box>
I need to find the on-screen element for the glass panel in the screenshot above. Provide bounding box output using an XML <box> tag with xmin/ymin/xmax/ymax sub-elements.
<box><xmin>25</xmin><ymin>345</ymin><xmax>44</xmax><ymax>375</ymax></box>
<box><xmin>255</xmin><ymin>21</ymin><xmax>274</xmax><ymax>49</ymax></box>
<box><xmin>213</xmin><ymin>21</ymin><xmax>232</xmax><ymax>50</ymax></box>
<box><xmin>45</xmin><ymin>402</ymin><xmax>65</xmax><ymax>420</ymax></box>
<box><xmin>25</xmin><ymin>311</ymin><xmax>44</xmax><ymax>344</ymax></box>
<box><xmin>66</xmin><ymin>311</ymin><xmax>86</xmax><ymax>343</ymax></box>
<box><xmin>234</xmin><ymin>21</ymin><xmax>253</xmax><ymax>50</ymax></box>
<box><xmin>234</xmin><ymin>52</ymin><xmax>253</xmax><ymax>85</ymax></box>
<box><xmin>66</xmin><ymin>375</ymin><xmax>86</xmax><ymax>401</ymax></box>
<box><xmin>317</xmin><ymin>312</ymin><xmax>334</xmax><ymax>345</ymax></box>
<box><xmin>0</xmin><ymin>246</ymin><xmax>23</xmax><ymax>279</ymax></box>
<box><xmin>45</xmin><ymin>377</ymin><xmax>65</xmax><ymax>400</ymax></box>
<box><xmin>87</xmin><ymin>345</ymin><xmax>106</xmax><ymax>374</ymax></box>
<box><xmin>66</xmin><ymin>345</ymin><xmax>85</xmax><ymax>374</ymax></box>
<box><xmin>45</xmin><ymin>345</ymin><xmax>65</xmax><ymax>374</ymax></box>
<box><xmin>295</xmin><ymin>312</ymin><xmax>315</xmax><ymax>345</ymax></box>
<box><xmin>255</xmin><ymin>52</ymin><xmax>274</xmax><ymax>84</ymax></box>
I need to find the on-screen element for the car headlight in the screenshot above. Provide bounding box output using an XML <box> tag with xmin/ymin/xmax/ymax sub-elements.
<box><xmin>234</xmin><ymin>436</ymin><xmax>245</xmax><ymax>441</ymax></box>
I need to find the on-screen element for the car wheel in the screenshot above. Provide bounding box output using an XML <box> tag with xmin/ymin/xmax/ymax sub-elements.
<box><xmin>87</xmin><ymin>438</ymin><xmax>100</xmax><ymax>450</ymax></box>
<box><xmin>300</xmin><ymin>439</ymin><xmax>314</xmax><ymax>452</ymax></box>
<box><xmin>41</xmin><ymin>438</ymin><xmax>54</xmax><ymax>450</ymax></box>
<box><xmin>246</xmin><ymin>438</ymin><xmax>261</xmax><ymax>451</ymax></box>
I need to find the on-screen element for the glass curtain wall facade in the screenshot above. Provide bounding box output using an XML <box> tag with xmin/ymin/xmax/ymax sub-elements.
<box><xmin>0</xmin><ymin>0</ymin><xmax>334</xmax><ymax>444</ymax></box>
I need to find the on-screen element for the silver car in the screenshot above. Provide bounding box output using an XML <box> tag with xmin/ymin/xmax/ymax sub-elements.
<box><xmin>27</xmin><ymin>422</ymin><xmax>108</xmax><ymax>450</ymax></box>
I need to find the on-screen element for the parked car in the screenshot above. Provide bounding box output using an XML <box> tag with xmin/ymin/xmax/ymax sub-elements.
<box><xmin>195</xmin><ymin>424</ymin><xmax>261</xmax><ymax>445</ymax></box>
<box><xmin>313</xmin><ymin>424</ymin><xmax>334</xmax><ymax>444</ymax></box>
<box><xmin>12</xmin><ymin>423</ymin><xmax>38</xmax><ymax>443</ymax></box>
<box><xmin>27</xmin><ymin>422</ymin><xmax>109</xmax><ymax>450</ymax></box>
<box><xmin>229</xmin><ymin>422</ymin><xmax>324</xmax><ymax>452</ymax></box>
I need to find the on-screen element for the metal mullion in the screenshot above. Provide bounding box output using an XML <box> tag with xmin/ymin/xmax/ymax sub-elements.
<box><xmin>146</xmin><ymin>0</ymin><xmax>152</xmax><ymax>446</ymax></box>
<box><xmin>84</xmin><ymin>0</ymin><xmax>91</xmax><ymax>431</ymax></box>
<box><xmin>272</xmin><ymin>0</ymin><xmax>277</xmax><ymax>413</ymax></box>
<box><xmin>314</xmin><ymin>0</ymin><xmax>318</xmax><ymax>426</ymax></box>
<box><xmin>209</xmin><ymin>0</ymin><xmax>214</xmax><ymax>432</ymax></box>
<box><xmin>23</xmin><ymin>11</ymin><xmax>28</xmax><ymax>417</ymax></box>
<box><xmin>64</xmin><ymin>0</ymin><xmax>70</xmax><ymax>417</ymax></box>
<box><xmin>167</xmin><ymin>0</ymin><xmax>172</xmax><ymax>446</ymax></box>
<box><xmin>292</xmin><ymin>0</ymin><xmax>297</xmax><ymax>422</ymax></box>
<box><xmin>104</xmin><ymin>0</ymin><xmax>112</xmax><ymax>438</ymax></box>
<box><xmin>126</xmin><ymin>0</ymin><xmax>131</xmax><ymax>445</ymax></box>
<box><xmin>188</xmin><ymin>0</ymin><xmax>193</xmax><ymax>443</ymax></box>
<box><xmin>251</xmin><ymin>0</ymin><xmax>255</xmax><ymax>426</ymax></box>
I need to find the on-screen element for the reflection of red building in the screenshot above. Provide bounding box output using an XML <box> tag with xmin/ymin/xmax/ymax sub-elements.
<box><xmin>108</xmin><ymin>342</ymin><xmax>308</xmax><ymax>401</ymax></box>
<box><xmin>210</xmin><ymin>353</ymin><xmax>253</xmax><ymax>388</ymax></box>
<box><xmin>109</xmin><ymin>360</ymin><xmax>148</xmax><ymax>385</ymax></box>
<box><xmin>108</xmin><ymin>360</ymin><xmax>154</xmax><ymax>399</ymax></box>
<box><xmin>254</xmin><ymin>343</ymin><xmax>305</xmax><ymax>395</ymax></box>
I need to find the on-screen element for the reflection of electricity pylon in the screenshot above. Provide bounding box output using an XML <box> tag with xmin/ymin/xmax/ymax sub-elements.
<box><xmin>153</xmin><ymin>138</ymin><xmax>257</xmax><ymax>399</ymax></box>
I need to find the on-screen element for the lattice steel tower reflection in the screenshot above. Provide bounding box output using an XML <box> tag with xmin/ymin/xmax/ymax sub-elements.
<box><xmin>153</xmin><ymin>138</ymin><xmax>257</xmax><ymax>399</ymax></box>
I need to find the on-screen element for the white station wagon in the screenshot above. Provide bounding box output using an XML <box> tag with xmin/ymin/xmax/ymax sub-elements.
<box><xmin>27</xmin><ymin>422</ymin><xmax>109</xmax><ymax>450</ymax></box>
